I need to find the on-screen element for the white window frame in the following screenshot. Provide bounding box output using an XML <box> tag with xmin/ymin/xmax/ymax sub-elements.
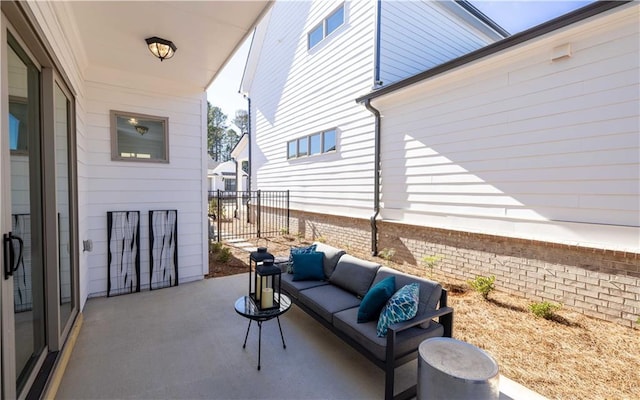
<box><xmin>307</xmin><ymin>4</ymin><xmax>345</xmax><ymax>50</ymax></box>
<box><xmin>287</xmin><ymin>129</ymin><xmax>337</xmax><ymax>160</ymax></box>
<box><xmin>110</xmin><ymin>110</ymin><xmax>169</xmax><ymax>163</ymax></box>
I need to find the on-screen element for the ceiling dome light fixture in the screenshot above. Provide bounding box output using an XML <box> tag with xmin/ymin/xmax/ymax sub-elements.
<box><xmin>145</xmin><ymin>36</ymin><xmax>177</xmax><ymax>62</ymax></box>
<box><xmin>135</xmin><ymin>125</ymin><xmax>149</xmax><ymax>136</ymax></box>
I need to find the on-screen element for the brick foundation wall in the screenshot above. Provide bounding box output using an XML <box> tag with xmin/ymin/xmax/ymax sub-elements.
<box><xmin>289</xmin><ymin>210</ymin><xmax>640</xmax><ymax>328</ymax></box>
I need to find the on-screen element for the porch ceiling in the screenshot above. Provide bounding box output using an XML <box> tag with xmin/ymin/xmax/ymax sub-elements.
<box><xmin>68</xmin><ymin>1</ymin><xmax>271</xmax><ymax>90</ymax></box>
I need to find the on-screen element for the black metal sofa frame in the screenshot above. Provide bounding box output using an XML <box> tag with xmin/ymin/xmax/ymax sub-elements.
<box><xmin>284</xmin><ymin>283</ymin><xmax>453</xmax><ymax>400</ymax></box>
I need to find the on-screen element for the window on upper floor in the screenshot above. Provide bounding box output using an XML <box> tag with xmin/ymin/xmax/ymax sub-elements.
<box><xmin>326</xmin><ymin>6</ymin><xmax>344</xmax><ymax>36</ymax></box>
<box><xmin>308</xmin><ymin>4</ymin><xmax>345</xmax><ymax>50</ymax></box>
<box><xmin>287</xmin><ymin>129</ymin><xmax>337</xmax><ymax>159</ymax></box>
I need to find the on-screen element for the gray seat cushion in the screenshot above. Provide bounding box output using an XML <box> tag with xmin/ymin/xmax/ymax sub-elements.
<box><xmin>329</xmin><ymin>255</ymin><xmax>380</xmax><ymax>298</ymax></box>
<box><xmin>333</xmin><ymin>307</ymin><xmax>444</xmax><ymax>361</ymax></box>
<box><xmin>297</xmin><ymin>285</ymin><xmax>362</xmax><ymax>323</ymax></box>
<box><xmin>313</xmin><ymin>242</ymin><xmax>346</xmax><ymax>278</ymax></box>
<box><xmin>280</xmin><ymin>272</ymin><xmax>328</xmax><ymax>299</ymax></box>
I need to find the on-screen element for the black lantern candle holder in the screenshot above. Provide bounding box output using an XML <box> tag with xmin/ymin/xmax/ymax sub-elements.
<box><xmin>249</xmin><ymin>247</ymin><xmax>281</xmax><ymax>310</ymax></box>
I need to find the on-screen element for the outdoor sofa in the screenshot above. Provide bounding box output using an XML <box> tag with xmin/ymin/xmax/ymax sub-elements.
<box><xmin>278</xmin><ymin>242</ymin><xmax>453</xmax><ymax>400</ymax></box>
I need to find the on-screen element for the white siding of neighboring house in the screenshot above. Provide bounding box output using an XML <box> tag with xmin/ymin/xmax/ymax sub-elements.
<box><xmin>379</xmin><ymin>1</ymin><xmax>501</xmax><ymax>85</ymax></box>
<box><xmin>21</xmin><ymin>2</ymin><xmax>210</xmax><ymax>301</ymax></box>
<box><xmin>245</xmin><ymin>0</ymin><xmax>377</xmax><ymax>219</ymax></box>
<box><xmin>208</xmin><ymin>160</ymin><xmax>236</xmax><ymax>191</ymax></box>
<box><xmin>373</xmin><ymin>4</ymin><xmax>639</xmax><ymax>251</ymax></box>
<box><xmin>231</xmin><ymin>135</ymin><xmax>249</xmax><ymax>191</ymax></box>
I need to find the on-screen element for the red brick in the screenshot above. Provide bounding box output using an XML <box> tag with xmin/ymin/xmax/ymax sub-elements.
<box><xmin>287</xmin><ymin>210</ymin><xmax>640</xmax><ymax>328</ymax></box>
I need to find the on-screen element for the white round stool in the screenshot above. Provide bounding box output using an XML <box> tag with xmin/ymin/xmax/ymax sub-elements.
<box><xmin>417</xmin><ymin>337</ymin><xmax>499</xmax><ymax>400</ymax></box>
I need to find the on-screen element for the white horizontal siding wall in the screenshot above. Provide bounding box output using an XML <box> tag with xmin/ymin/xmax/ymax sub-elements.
<box><xmin>379</xmin><ymin>1</ymin><xmax>496</xmax><ymax>85</ymax></box>
<box><xmin>249</xmin><ymin>0</ymin><xmax>377</xmax><ymax>219</ymax></box>
<box><xmin>373</xmin><ymin>4</ymin><xmax>639</xmax><ymax>251</ymax></box>
<box><xmin>24</xmin><ymin>2</ymin><xmax>209</xmax><ymax>303</ymax></box>
<box><xmin>83</xmin><ymin>72</ymin><xmax>207</xmax><ymax>297</ymax></box>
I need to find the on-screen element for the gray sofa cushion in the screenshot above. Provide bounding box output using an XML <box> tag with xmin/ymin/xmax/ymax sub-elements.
<box><xmin>313</xmin><ymin>242</ymin><xmax>346</xmax><ymax>278</ymax></box>
<box><xmin>333</xmin><ymin>307</ymin><xmax>444</xmax><ymax>361</ymax></box>
<box><xmin>280</xmin><ymin>272</ymin><xmax>328</xmax><ymax>299</ymax></box>
<box><xmin>329</xmin><ymin>255</ymin><xmax>380</xmax><ymax>298</ymax></box>
<box><xmin>371</xmin><ymin>267</ymin><xmax>442</xmax><ymax>327</ymax></box>
<box><xmin>297</xmin><ymin>285</ymin><xmax>362</xmax><ymax>323</ymax></box>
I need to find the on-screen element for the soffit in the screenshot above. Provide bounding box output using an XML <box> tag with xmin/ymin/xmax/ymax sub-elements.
<box><xmin>69</xmin><ymin>1</ymin><xmax>271</xmax><ymax>90</ymax></box>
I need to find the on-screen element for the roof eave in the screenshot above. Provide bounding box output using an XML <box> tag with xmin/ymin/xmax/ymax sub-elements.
<box><xmin>356</xmin><ymin>1</ymin><xmax>630</xmax><ymax>104</ymax></box>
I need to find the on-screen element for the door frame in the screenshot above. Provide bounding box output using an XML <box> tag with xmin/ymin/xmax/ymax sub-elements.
<box><xmin>42</xmin><ymin>68</ymin><xmax>79</xmax><ymax>349</ymax></box>
<box><xmin>1</xmin><ymin>17</ymin><xmax>48</xmax><ymax>399</ymax></box>
<box><xmin>1</xmin><ymin>2</ymin><xmax>79</xmax><ymax>398</ymax></box>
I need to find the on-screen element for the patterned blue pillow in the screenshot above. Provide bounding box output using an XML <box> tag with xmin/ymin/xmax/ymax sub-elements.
<box><xmin>376</xmin><ymin>283</ymin><xmax>420</xmax><ymax>337</ymax></box>
<box><xmin>288</xmin><ymin>244</ymin><xmax>317</xmax><ymax>273</ymax></box>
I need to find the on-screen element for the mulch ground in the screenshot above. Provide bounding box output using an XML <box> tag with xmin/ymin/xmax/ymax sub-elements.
<box><xmin>207</xmin><ymin>236</ymin><xmax>640</xmax><ymax>400</ymax></box>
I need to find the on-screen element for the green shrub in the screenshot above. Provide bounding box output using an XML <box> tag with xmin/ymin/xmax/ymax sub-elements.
<box><xmin>208</xmin><ymin>198</ymin><xmax>218</xmax><ymax>215</ymax></box>
<box><xmin>379</xmin><ymin>248</ymin><xmax>396</xmax><ymax>262</ymax></box>
<box><xmin>209</xmin><ymin>241</ymin><xmax>223</xmax><ymax>253</ymax></box>
<box><xmin>529</xmin><ymin>301</ymin><xmax>562</xmax><ymax>320</ymax></box>
<box><xmin>468</xmin><ymin>275</ymin><xmax>496</xmax><ymax>299</ymax></box>
<box><xmin>422</xmin><ymin>255</ymin><xmax>441</xmax><ymax>277</ymax></box>
<box><xmin>316</xmin><ymin>236</ymin><xmax>327</xmax><ymax>243</ymax></box>
<box><xmin>216</xmin><ymin>247</ymin><xmax>232</xmax><ymax>263</ymax></box>
<box><xmin>208</xmin><ymin>198</ymin><xmax>226</xmax><ymax>219</ymax></box>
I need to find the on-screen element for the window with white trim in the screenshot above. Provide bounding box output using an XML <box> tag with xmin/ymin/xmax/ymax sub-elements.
<box><xmin>307</xmin><ymin>5</ymin><xmax>345</xmax><ymax>50</ymax></box>
<box><xmin>287</xmin><ymin>129</ymin><xmax>337</xmax><ymax>159</ymax></box>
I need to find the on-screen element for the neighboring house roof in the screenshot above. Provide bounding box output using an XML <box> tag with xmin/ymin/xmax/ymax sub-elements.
<box><xmin>241</xmin><ymin>8</ymin><xmax>273</xmax><ymax>95</ymax></box>
<box><xmin>231</xmin><ymin>133</ymin><xmax>248</xmax><ymax>159</ymax></box>
<box><xmin>207</xmin><ymin>155</ymin><xmax>220</xmax><ymax>171</ymax></box>
<box><xmin>208</xmin><ymin>160</ymin><xmax>248</xmax><ymax>177</ymax></box>
<box><xmin>357</xmin><ymin>1</ymin><xmax>628</xmax><ymax>103</ymax></box>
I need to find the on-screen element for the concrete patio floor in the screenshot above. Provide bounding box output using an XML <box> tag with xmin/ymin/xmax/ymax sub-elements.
<box><xmin>55</xmin><ymin>273</ymin><xmax>546</xmax><ymax>399</ymax></box>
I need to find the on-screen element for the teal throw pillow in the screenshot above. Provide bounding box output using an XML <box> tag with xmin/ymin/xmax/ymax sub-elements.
<box><xmin>357</xmin><ymin>276</ymin><xmax>396</xmax><ymax>323</ymax></box>
<box><xmin>292</xmin><ymin>251</ymin><xmax>325</xmax><ymax>281</ymax></box>
<box><xmin>376</xmin><ymin>283</ymin><xmax>419</xmax><ymax>337</ymax></box>
<box><xmin>289</xmin><ymin>244</ymin><xmax>317</xmax><ymax>274</ymax></box>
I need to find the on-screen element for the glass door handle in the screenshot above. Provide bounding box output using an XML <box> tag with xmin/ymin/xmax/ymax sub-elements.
<box><xmin>3</xmin><ymin>232</ymin><xmax>23</xmax><ymax>279</ymax></box>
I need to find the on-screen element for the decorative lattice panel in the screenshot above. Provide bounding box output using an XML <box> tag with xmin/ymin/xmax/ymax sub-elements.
<box><xmin>107</xmin><ymin>211</ymin><xmax>140</xmax><ymax>296</ymax></box>
<box><xmin>149</xmin><ymin>210</ymin><xmax>178</xmax><ymax>290</ymax></box>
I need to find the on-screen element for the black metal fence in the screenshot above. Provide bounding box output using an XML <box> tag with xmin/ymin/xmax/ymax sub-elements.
<box><xmin>208</xmin><ymin>190</ymin><xmax>289</xmax><ymax>242</ymax></box>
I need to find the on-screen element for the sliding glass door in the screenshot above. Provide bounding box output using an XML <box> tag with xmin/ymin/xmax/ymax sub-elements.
<box><xmin>4</xmin><ymin>33</ymin><xmax>47</xmax><ymax>396</ymax></box>
<box><xmin>53</xmin><ymin>81</ymin><xmax>75</xmax><ymax>336</ymax></box>
<box><xmin>1</xmin><ymin>17</ymin><xmax>78</xmax><ymax>398</ymax></box>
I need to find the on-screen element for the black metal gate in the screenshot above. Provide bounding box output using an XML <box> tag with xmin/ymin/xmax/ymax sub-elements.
<box><xmin>208</xmin><ymin>190</ymin><xmax>289</xmax><ymax>242</ymax></box>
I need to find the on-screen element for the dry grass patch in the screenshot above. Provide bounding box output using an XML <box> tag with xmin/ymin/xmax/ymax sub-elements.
<box><xmin>450</xmin><ymin>289</ymin><xmax>639</xmax><ymax>399</ymax></box>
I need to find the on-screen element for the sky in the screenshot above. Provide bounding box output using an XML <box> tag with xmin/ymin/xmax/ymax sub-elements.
<box><xmin>472</xmin><ymin>1</ymin><xmax>593</xmax><ymax>33</ymax></box>
<box><xmin>206</xmin><ymin>1</ymin><xmax>594</xmax><ymax>117</ymax></box>
<box><xmin>206</xmin><ymin>38</ymin><xmax>252</xmax><ymax>119</ymax></box>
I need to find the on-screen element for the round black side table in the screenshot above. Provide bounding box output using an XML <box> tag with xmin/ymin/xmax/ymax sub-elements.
<box><xmin>234</xmin><ymin>293</ymin><xmax>292</xmax><ymax>370</ymax></box>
